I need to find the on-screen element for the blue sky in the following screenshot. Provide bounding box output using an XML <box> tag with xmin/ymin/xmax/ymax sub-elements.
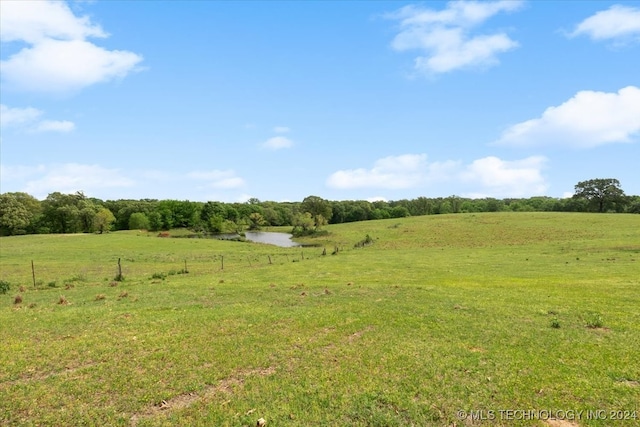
<box><xmin>1</xmin><ymin>0</ymin><xmax>639</xmax><ymax>202</ymax></box>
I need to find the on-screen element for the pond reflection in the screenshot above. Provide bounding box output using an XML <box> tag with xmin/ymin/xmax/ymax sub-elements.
<box><xmin>243</xmin><ymin>231</ymin><xmax>300</xmax><ymax>247</ymax></box>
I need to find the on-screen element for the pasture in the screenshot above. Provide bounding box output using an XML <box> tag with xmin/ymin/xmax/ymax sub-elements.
<box><xmin>1</xmin><ymin>212</ymin><xmax>639</xmax><ymax>426</ymax></box>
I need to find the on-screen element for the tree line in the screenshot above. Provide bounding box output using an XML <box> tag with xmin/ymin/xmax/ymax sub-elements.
<box><xmin>1</xmin><ymin>178</ymin><xmax>637</xmax><ymax>236</ymax></box>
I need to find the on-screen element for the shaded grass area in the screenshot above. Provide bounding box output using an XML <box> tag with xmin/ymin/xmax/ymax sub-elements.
<box><xmin>1</xmin><ymin>213</ymin><xmax>639</xmax><ymax>426</ymax></box>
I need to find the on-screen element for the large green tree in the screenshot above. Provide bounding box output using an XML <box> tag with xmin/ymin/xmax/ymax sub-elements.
<box><xmin>0</xmin><ymin>194</ymin><xmax>31</xmax><ymax>235</ymax></box>
<box><xmin>573</xmin><ymin>178</ymin><xmax>627</xmax><ymax>213</ymax></box>
<box><xmin>93</xmin><ymin>208</ymin><xmax>116</xmax><ymax>233</ymax></box>
<box><xmin>301</xmin><ymin>196</ymin><xmax>332</xmax><ymax>229</ymax></box>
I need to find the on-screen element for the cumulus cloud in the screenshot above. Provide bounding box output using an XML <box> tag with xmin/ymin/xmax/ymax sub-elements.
<box><xmin>0</xmin><ymin>104</ymin><xmax>75</xmax><ymax>133</ymax></box>
<box><xmin>569</xmin><ymin>5</ymin><xmax>640</xmax><ymax>43</ymax></box>
<box><xmin>0</xmin><ymin>104</ymin><xmax>42</xmax><ymax>127</ymax></box>
<box><xmin>0</xmin><ymin>0</ymin><xmax>143</xmax><ymax>93</ymax></box>
<box><xmin>387</xmin><ymin>0</ymin><xmax>523</xmax><ymax>74</ymax></box>
<box><xmin>327</xmin><ymin>153</ymin><xmax>548</xmax><ymax>198</ymax></box>
<box><xmin>494</xmin><ymin>86</ymin><xmax>640</xmax><ymax>148</ymax></box>
<box><xmin>12</xmin><ymin>164</ymin><xmax>134</xmax><ymax>198</ymax></box>
<box><xmin>262</xmin><ymin>136</ymin><xmax>294</xmax><ymax>150</ymax></box>
<box><xmin>187</xmin><ymin>170</ymin><xmax>245</xmax><ymax>189</ymax></box>
<box><xmin>460</xmin><ymin>156</ymin><xmax>548</xmax><ymax>197</ymax></box>
<box><xmin>32</xmin><ymin>120</ymin><xmax>75</xmax><ymax>133</ymax></box>
<box><xmin>327</xmin><ymin>154</ymin><xmax>426</xmax><ymax>189</ymax></box>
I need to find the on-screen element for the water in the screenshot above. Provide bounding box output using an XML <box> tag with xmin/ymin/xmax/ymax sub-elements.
<box><xmin>244</xmin><ymin>231</ymin><xmax>300</xmax><ymax>247</ymax></box>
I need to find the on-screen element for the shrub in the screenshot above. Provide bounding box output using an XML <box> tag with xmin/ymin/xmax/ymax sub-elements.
<box><xmin>0</xmin><ymin>280</ymin><xmax>10</xmax><ymax>294</ymax></box>
<box><xmin>151</xmin><ymin>272</ymin><xmax>166</xmax><ymax>280</ymax></box>
<box><xmin>48</xmin><ymin>281</ymin><xmax>57</xmax><ymax>288</ymax></box>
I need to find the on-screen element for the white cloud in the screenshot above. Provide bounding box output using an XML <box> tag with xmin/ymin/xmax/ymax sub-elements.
<box><xmin>460</xmin><ymin>156</ymin><xmax>548</xmax><ymax>197</ymax></box>
<box><xmin>327</xmin><ymin>154</ymin><xmax>456</xmax><ymax>190</ymax></box>
<box><xmin>0</xmin><ymin>163</ymin><xmax>251</xmax><ymax>201</ymax></box>
<box><xmin>0</xmin><ymin>104</ymin><xmax>42</xmax><ymax>127</ymax></box>
<box><xmin>494</xmin><ymin>86</ymin><xmax>640</xmax><ymax>148</ymax></box>
<box><xmin>569</xmin><ymin>5</ymin><xmax>640</xmax><ymax>43</ymax></box>
<box><xmin>0</xmin><ymin>1</ymin><xmax>143</xmax><ymax>93</ymax></box>
<box><xmin>327</xmin><ymin>153</ymin><xmax>548</xmax><ymax>198</ymax></box>
<box><xmin>387</xmin><ymin>0</ymin><xmax>523</xmax><ymax>74</ymax></box>
<box><xmin>18</xmin><ymin>164</ymin><xmax>134</xmax><ymax>198</ymax></box>
<box><xmin>273</xmin><ymin>126</ymin><xmax>290</xmax><ymax>133</ymax></box>
<box><xmin>32</xmin><ymin>120</ymin><xmax>76</xmax><ymax>133</ymax></box>
<box><xmin>262</xmin><ymin>136</ymin><xmax>294</xmax><ymax>150</ymax></box>
<box><xmin>0</xmin><ymin>164</ymin><xmax>47</xmax><ymax>182</ymax></box>
<box><xmin>187</xmin><ymin>170</ymin><xmax>245</xmax><ymax>189</ymax></box>
<box><xmin>0</xmin><ymin>104</ymin><xmax>75</xmax><ymax>133</ymax></box>
<box><xmin>0</xmin><ymin>0</ymin><xmax>106</xmax><ymax>43</ymax></box>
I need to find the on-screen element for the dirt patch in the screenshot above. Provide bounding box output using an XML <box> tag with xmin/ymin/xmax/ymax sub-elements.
<box><xmin>1</xmin><ymin>362</ymin><xmax>101</xmax><ymax>389</ymax></box>
<box><xmin>130</xmin><ymin>366</ymin><xmax>275</xmax><ymax>426</ymax></box>
<box><xmin>347</xmin><ymin>326</ymin><xmax>374</xmax><ymax>343</ymax></box>
<box><xmin>616</xmin><ymin>378</ymin><xmax>639</xmax><ymax>387</ymax></box>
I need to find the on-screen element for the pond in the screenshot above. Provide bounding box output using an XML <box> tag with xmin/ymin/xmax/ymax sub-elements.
<box><xmin>243</xmin><ymin>231</ymin><xmax>301</xmax><ymax>247</ymax></box>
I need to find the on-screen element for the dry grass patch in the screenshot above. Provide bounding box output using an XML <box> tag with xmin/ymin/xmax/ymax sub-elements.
<box><xmin>130</xmin><ymin>366</ymin><xmax>276</xmax><ymax>426</ymax></box>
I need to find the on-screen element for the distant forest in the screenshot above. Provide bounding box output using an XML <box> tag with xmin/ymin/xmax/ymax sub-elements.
<box><xmin>1</xmin><ymin>179</ymin><xmax>638</xmax><ymax>236</ymax></box>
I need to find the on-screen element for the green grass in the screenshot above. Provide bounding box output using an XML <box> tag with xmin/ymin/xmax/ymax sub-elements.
<box><xmin>1</xmin><ymin>212</ymin><xmax>639</xmax><ymax>426</ymax></box>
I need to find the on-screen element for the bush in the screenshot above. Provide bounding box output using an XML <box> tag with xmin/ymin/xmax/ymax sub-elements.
<box><xmin>0</xmin><ymin>280</ymin><xmax>10</xmax><ymax>294</ymax></box>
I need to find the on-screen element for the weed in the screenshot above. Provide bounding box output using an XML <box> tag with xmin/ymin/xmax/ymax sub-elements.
<box><xmin>28</xmin><ymin>302</ymin><xmax>36</xmax><ymax>308</ymax></box>
<box><xmin>109</xmin><ymin>281</ymin><xmax>118</xmax><ymax>287</ymax></box>
<box><xmin>151</xmin><ymin>272</ymin><xmax>167</xmax><ymax>280</ymax></box>
<box><xmin>586</xmin><ymin>312</ymin><xmax>604</xmax><ymax>329</ymax></box>
<box><xmin>168</xmin><ymin>269</ymin><xmax>177</xmax><ymax>276</ymax></box>
<box><xmin>65</xmin><ymin>283</ymin><xmax>74</xmax><ymax>290</ymax></box>
<box><xmin>95</xmin><ymin>294</ymin><xmax>106</xmax><ymax>301</ymax></box>
<box><xmin>354</xmin><ymin>234</ymin><xmax>375</xmax><ymax>248</ymax></box>
<box><xmin>118</xmin><ymin>291</ymin><xmax>129</xmax><ymax>299</ymax></box>
<box><xmin>58</xmin><ymin>295</ymin><xmax>68</xmax><ymax>305</ymax></box>
<box><xmin>0</xmin><ymin>280</ymin><xmax>10</xmax><ymax>294</ymax></box>
<box><xmin>48</xmin><ymin>281</ymin><xmax>58</xmax><ymax>288</ymax></box>
<box><xmin>14</xmin><ymin>294</ymin><xmax>23</xmax><ymax>305</ymax></box>
<box><xmin>19</xmin><ymin>285</ymin><xmax>26</xmax><ymax>292</ymax></box>
<box><xmin>69</xmin><ymin>273</ymin><xmax>87</xmax><ymax>283</ymax></box>
<box><xmin>550</xmin><ymin>317</ymin><xmax>561</xmax><ymax>328</ymax></box>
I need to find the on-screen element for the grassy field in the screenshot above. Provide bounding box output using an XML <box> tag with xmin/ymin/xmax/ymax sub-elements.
<box><xmin>0</xmin><ymin>212</ymin><xmax>639</xmax><ymax>426</ymax></box>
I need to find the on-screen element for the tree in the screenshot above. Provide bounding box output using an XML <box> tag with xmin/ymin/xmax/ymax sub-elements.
<box><xmin>301</xmin><ymin>196</ymin><xmax>332</xmax><ymax>228</ymax></box>
<box><xmin>573</xmin><ymin>178</ymin><xmax>626</xmax><ymax>213</ymax></box>
<box><xmin>129</xmin><ymin>212</ymin><xmax>150</xmax><ymax>230</ymax></box>
<box><xmin>247</xmin><ymin>212</ymin><xmax>266</xmax><ymax>230</ymax></box>
<box><xmin>93</xmin><ymin>208</ymin><xmax>116</xmax><ymax>233</ymax></box>
<box><xmin>291</xmin><ymin>212</ymin><xmax>315</xmax><ymax>235</ymax></box>
<box><xmin>0</xmin><ymin>194</ymin><xmax>32</xmax><ymax>235</ymax></box>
